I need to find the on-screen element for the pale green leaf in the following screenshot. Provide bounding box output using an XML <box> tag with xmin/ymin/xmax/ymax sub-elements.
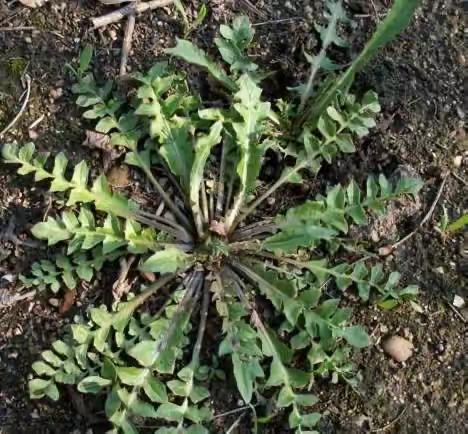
<box><xmin>77</xmin><ymin>375</ymin><xmax>111</xmax><ymax>394</ymax></box>
<box><xmin>140</xmin><ymin>247</ymin><xmax>191</xmax><ymax>274</ymax></box>
<box><xmin>143</xmin><ymin>376</ymin><xmax>168</xmax><ymax>403</ymax></box>
<box><xmin>127</xmin><ymin>340</ymin><xmax>157</xmax><ymax>367</ymax></box>
<box><xmin>166</xmin><ymin>39</ymin><xmax>237</xmax><ymax>91</ymax></box>
<box><xmin>31</xmin><ymin>218</ymin><xmax>71</xmax><ymax>245</ymax></box>
<box><xmin>308</xmin><ymin>0</ymin><xmax>421</xmax><ymax>123</ymax></box>
<box><xmin>116</xmin><ymin>367</ymin><xmax>148</xmax><ymax>386</ymax></box>
<box><xmin>340</xmin><ymin>325</ymin><xmax>370</xmax><ymax>348</ymax></box>
<box><xmin>160</xmin><ymin>125</ymin><xmax>193</xmax><ymax>191</ymax></box>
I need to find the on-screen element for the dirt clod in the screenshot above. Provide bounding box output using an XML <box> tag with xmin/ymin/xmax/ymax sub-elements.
<box><xmin>383</xmin><ymin>336</ymin><xmax>414</xmax><ymax>362</ymax></box>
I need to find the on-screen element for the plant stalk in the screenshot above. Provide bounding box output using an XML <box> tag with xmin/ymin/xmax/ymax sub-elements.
<box><xmin>231</xmin><ymin>161</ymin><xmax>308</xmax><ymax>232</ymax></box>
<box><xmin>215</xmin><ymin>139</ymin><xmax>228</xmax><ymax>218</ymax></box>
<box><xmin>232</xmin><ymin>219</ymin><xmax>278</xmax><ymax>241</ymax></box>
<box><xmin>201</xmin><ymin>181</ymin><xmax>210</xmax><ymax>225</ymax></box>
<box><xmin>192</xmin><ymin>283</ymin><xmax>210</xmax><ymax>367</ymax></box>
<box><xmin>134</xmin><ymin>152</ymin><xmax>193</xmax><ymax>230</ymax></box>
<box><xmin>133</xmin><ymin>211</ymin><xmax>192</xmax><ymax>242</ymax></box>
<box><xmin>297</xmin><ymin>7</ymin><xmax>340</xmax><ymax>115</ymax></box>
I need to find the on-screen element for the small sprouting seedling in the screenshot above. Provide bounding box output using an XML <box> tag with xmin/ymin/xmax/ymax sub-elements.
<box><xmin>436</xmin><ymin>209</ymin><xmax>467</xmax><ymax>236</ymax></box>
<box><xmin>7</xmin><ymin>57</ymin><xmax>28</xmax><ymax>78</ymax></box>
<box><xmin>65</xmin><ymin>44</ymin><xmax>93</xmax><ymax>80</ymax></box>
<box><xmin>437</xmin><ymin>205</ymin><xmax>450</xmax><ymax>233</ymax></box>
<box><xmin>174</xmin><ymin>1</ymin><xmax>208</xmax><ymax>38</ymax></box>
<box><xmin>447</xmin><ymin>213</ymin><xmax>468</xmax><ymax>233</ymax></box>
<box><xmin>2</xmin><ymin>1</ymin><xmax>423</xmax><ymax>433</ymax></box>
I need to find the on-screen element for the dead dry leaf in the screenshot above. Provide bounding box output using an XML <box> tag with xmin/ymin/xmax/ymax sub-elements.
<box><xmin>140</xmin><ymin>271</ymin><xmax>156</xmax><ymax>282</ymax></box>
<box><xmin>209</xmin><ymin>220</ymin><xmax>227</xmax><ymax>236</ymax></box>
<box><xmin>19</xmin><ymin>0</ymin><xmax>48</xmax><ymax>8</ymax></box>
<box><xmin>83</xmin><ymin>130</ymin><xmax>110</xmax><ymax>150</ymax></box>
<box><xmin>112</xmin><ymin>256</ymin><xmax>135</xmax><ymax>301</ymax></box>
<box><xmin>107</xmin><ymin>165</ymin><xmax>130</xmax><ymax>188</ymax></box>
<box><xmin>83</xmin><ymin>130</ymin><xmax>123</xmax><ymax>171</ymax></box>
<box><xmin>59</xmin><ymin>288</ymin><xmax>76</xmax><ymax>314</ymax></box>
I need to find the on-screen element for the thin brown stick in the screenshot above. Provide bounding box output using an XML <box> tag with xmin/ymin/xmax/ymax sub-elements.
<box><xmin>370</xmin><ymin>406</ymin><xmax>407</xmax><ymax>432</ymax></box>
<box><xmin>0</xmin><ymin>26</ymin><xmax>36</xmax><ymax>31</ymax></box>
<box><xmin>226</xmin><ymin>413</ymin><xmax>247</xmax><ymax>434</ymax></box>
<box><xmin>99</xmin><ymin>0</ymin><xmax>136</xmax><ymax>4</ymax></box>
<box><xmin>119</xmin><ymin>13</ymin><xmax>136</xmax><ymax>76</ymax></box>
<box><xmin>445</xmin><ymin>299</ymin><xmax>467</xmax><ymax>323</ymax></box>
<box><xmin>238</xmin><ymin>0</ymin><xmax>268</xmax><ymax>19</ymax></box>
<box><xmin>381</xmin><ymin>174</ymin><xmax>449</xmax><ymax>255</ymax></box>
<box><xmin>253</xmin><ymin>17</ymin><xmax>302</xmax><ymax>27</ymax></box>
<box><xmin>28</xmin><ymin>114</ymin><xmax>45</xmax><ymax>130</ymax></box>
<box><xmin>214</xmin><ymin>405</ymin><xmax>252</xmax><ymax>420</ymax></box>
<box><xmin>0</xmin><ymin>75</ymin><xmax>31</xmax><ymax>138</ymax></box>
<box><xmin>92</xmin><ymin>0</ymin><xmax>174</xmax><ymax>29</ymax></box>
<box><xmin>451</xmin><ymin>171</ymin><xmax>467</xmax><ymax>186</ymax></box>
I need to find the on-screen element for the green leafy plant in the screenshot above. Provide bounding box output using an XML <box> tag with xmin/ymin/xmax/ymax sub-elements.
<box><xmin>436</xmin><ymin>208</ymin><xmax>467</xmax><ymax>236</ymax></box>
<box><xmin>447</xmin><ymin>213</ymin><xmax>468</xmax><ymax>233</ymax></box>
<box><xmin>2</xmin><ymin>2</ymin><xmax>422</xmax><ymax>433</ymax></box>
<box><xmin>174</xmin><ymin>0</ymin><xmax>208</xmax><ymax>37</ymax></box>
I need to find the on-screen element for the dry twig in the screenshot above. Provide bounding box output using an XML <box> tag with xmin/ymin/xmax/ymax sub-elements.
<box><xmin>0</xmin><ymin>26</ymin><xmax>36</xmax><ymax>31</ymax></box>
<box><xmin>119</xmin><ymin>12</ymin><xmax>136</xmax><ymax>76</ymax></box>
<box><xmin>451</xmin><ymin>171</ymin><xmax>467</xmax><ymax>186</ymax></box>
<box><xmin>112</xmin><ymin>255</ymin><xmax>136</xmax><ymax>301</ymax></box>
<box><xmin>0</xmin><ymin>74</ymin><xmax>31</xmax><ymax>138</ymax></box>
<box><xmin>445</xmin><ymin>299</ymin><xmax>467</xmax><ymax>323</ymax></box>
<box><xmin>92</xmin><ymin>0</ymin><xmax>174</xmax><ymax>29</ymax></box>
<box><xmin>0</xmin><ymin>289</ymin><xmax>36</xmax><ymax>309</ymax></box>
<box><xmin>370</xmin><ymin>406</ymin><xmax>407</xmax><ymax>432</ymax></box>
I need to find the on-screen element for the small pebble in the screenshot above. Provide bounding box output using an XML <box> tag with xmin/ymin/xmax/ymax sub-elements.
<box><xmin>28</xmin><ymin>129</ymin><xmax>39</xmax><ymax>140</ymax></box>
<box><xmin>48</xmin><ymin>298</ymin><xmax>59</xmax><ymax>307</ymax></box>
<box><xmin>109</xmin><ymin>29</ymin><xmax>118</xmax><ymax>40</ymax></box>
<box><xmin>453</xmin><ymin>294</ymin><xmax>465</xmax><ymax>308</ymax></box>
<box><xmin>380</xmin><ymin>324</ymin><xmax>389</xmax><ymax>334</ymax></box>
<box><xmin>50</xmin><ymin>88</ymin><xmax>63</xmax><ymax>99</ymax></box>
<box><xmin>453</xmin><ymin>155</ymin><xmax>463</xmax><ymax>167</ymax></box>
<box><xmin>383</xmin><ymin>336</ymin><xmax>414</xmax><ymax>362</ymax></box>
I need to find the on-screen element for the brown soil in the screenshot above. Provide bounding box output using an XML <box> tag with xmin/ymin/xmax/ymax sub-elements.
<box><xmin>0</xmin><ymin>1</ymin><xmax>466</xmax><ymax>434</ymax></box>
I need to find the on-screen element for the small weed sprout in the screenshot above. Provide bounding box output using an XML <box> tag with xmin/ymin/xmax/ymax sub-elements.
<box><xmin>2</xmin><ymin>1</ymin><xmax>422</xmax><ymax>433</ymax></box>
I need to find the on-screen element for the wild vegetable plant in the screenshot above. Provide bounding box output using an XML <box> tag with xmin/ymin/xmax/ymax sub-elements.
<box><xmin>2</xmin><ymin>1</ymin><xmax>422</xmax><ymax>433</ymax></box>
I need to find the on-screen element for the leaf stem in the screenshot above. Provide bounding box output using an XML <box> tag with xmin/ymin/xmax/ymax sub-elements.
<box><xmin>297</xmin><ymin>8</ymin><xmax>340</xmax><ymax>115</ymax></box>
<box><xmin>225</xmin><ymin>171</ymin><xmax>236</xmax><ymax>218</ymax></box>
<box><xmin>124</xmin><ymin>272</ymin><xmax>179</xmax><ymax>310</ymax></box>
<box><xmin>231</xmin><ymin>161</ymin><xmax>308</xmax><ymax>231</ymax></box>
<box><xmin>201</xmin><ymin>181</ymin><xmax>210</xmax><ymax>225</ymax></box>
<box><xmin>133</xmin><ymin>211</ymin><xmax>192</xmax><ymax>242</ymax></box>
<box><xmin>192</xmin><ymin>283</ymin><xmax>210</xmax><ymax>367</ymax></box>
<box><xmin>215</xmin><ymin>139</ymin><xmax>228</xmax><ymax>218</ymax></box>
<box><xmin>225</xmin><ymin>190</ymin><xmax>246</xmax><ymax>235</ymax></box>
<box><xmin>152</xmin><ymin>270</ymin><xmax>203</xmax><ymax>360</ymax></box>
<box><xmin>134</xmin><ymin>151</ymin><xmax>193</xmax><ymax>230</ymax></box>
<box><xmin>231</xmin><ymin>219</ymin><xmax>278</xmax><ymax>242</ymax></box>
